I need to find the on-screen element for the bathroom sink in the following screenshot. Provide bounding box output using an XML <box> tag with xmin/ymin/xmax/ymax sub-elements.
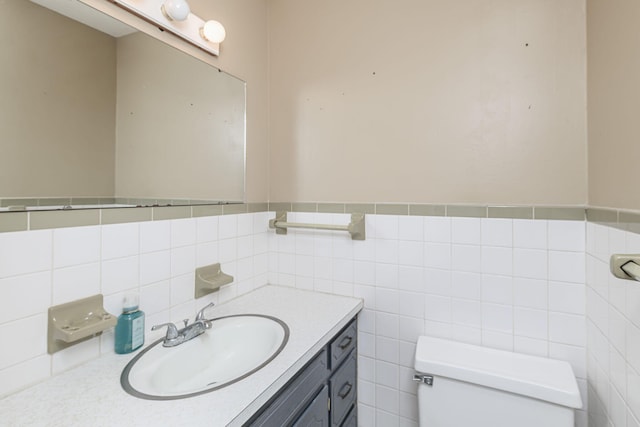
<box><xmin>121</xmin><ymin>314</ymin><xmax>289</xmax><ymax>400</ymax></box>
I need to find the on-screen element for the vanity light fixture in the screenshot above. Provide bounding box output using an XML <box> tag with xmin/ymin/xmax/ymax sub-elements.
<box><xmin>160</xmin><ymin>0</ymin><xmax>190</xmax><ymax>21</ymax></box>
<box><xmin>200</xmin><ymin>20</ymin><xmax>226</xmax><ymax>43</ymax></box>
<box><xmin>112</xmin><ymin>0</ymin><xmax>225</xmax><ymax>56</ymax></box>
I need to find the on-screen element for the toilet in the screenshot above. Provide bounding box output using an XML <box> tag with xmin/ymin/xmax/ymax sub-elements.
<box><xmin>413</xmin><ymin>336</ymin><xmax>582</xmax><ymax>427</ymax></box>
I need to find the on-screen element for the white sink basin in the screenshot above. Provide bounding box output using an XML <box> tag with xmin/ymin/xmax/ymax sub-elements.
<box><xmin>121</xmin><ymin>314</ymin><xmax>289</xmax><ymax>400</ymax></box>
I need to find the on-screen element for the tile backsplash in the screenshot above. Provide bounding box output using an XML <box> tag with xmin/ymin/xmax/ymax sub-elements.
<box><xmin>0</xmin><ymin>209</ymin><xmax>617</xmax><ymax>427</ymax></box>
<box><xmin>0</xmin><ymin>211</ymin><xmax>272</xmax><ymax>398</ymax></box>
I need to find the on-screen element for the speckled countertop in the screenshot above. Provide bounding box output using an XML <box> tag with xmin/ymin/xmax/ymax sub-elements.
<box><xmin>0</xmin><ymin>285</ymin><xmax>363</xmax><ymax>427</ymax></box>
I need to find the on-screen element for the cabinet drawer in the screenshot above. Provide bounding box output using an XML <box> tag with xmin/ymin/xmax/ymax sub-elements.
<box><xmin>292</xmin><ymin>385</ymin><xmax>329</xmax><ymax>427</ymax></box>
<box><xmin>330</xmin><ymin>350</ymin><xmax>357</xmax><ymax>427</ymax></box>
<box><xmin>330</xmin><ymin>320</ymin><xmax>357</xmax><ymax>369</ymax></box>
<box><xmin>247</xmin><ymin>349</ymin><xmax>329</xmax><ymax>427</ymax></box>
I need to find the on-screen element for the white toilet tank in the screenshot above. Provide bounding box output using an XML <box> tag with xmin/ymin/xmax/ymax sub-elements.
<box><xmin>413</xmin><ymin>336</ymin><xmax>582</xmax><ymax>427</ymax></box>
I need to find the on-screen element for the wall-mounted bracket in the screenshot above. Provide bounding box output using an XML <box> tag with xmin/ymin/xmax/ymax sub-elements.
<box><xmin>269</xmin><ymin>211</ymin><xmax>366</xmax><ymax>240</ymax></box>
<box><xmin>610</xmin><ymin>254</ymin><xmax>640</xmax><ymax>282</ymax></box>
<box><xmin>48</xmin><ymin>294</ymin><xmax>117</xmax><ymax>354</ymax></box>
<box><xmin>195</xmin><ymin>263</ymin><xmax>234</xmax><ymax>298</ymax></box>
<box><xmin>269</xmin><ymin>211</ymin><xmax>288</xmax><ymax>235</ymax></box>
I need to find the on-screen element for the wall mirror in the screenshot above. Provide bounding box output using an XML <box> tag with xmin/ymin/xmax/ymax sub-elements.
<box><xmin>0</xmin><ymin>0</ymin><xmax>246</xmax><ymax>211</ymax></box>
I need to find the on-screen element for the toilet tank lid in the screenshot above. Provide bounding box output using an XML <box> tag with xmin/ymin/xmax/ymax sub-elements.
<box><xmin>414</xmin><ymin>336</ymin><xmax>582</xmax><ymax>409</ymax></box>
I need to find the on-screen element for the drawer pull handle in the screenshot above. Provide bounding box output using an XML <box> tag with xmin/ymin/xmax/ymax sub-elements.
<box><xmin>338</xmin><ymin>382</ymin><xmax>353</xmax><ymax>399</ymax></box>
<box><xmin>338</xmin><ymin>336</ymin><xmax>352</xmax><ymax>350</ymax></box>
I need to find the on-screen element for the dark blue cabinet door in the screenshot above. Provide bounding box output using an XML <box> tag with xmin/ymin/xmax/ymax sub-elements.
<box><xmin>293</xmin><ymin>385</ymin><xmax>330</xmax><ymax>427</ymax></box>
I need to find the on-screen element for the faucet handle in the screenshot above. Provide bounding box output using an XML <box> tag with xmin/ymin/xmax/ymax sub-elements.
<box><xmin>151</xmin><ymin>322</ymin><xmax>179</xmax><ymax>340</ymax></box>
<box><xmin>195</xmin><ymin>302</ymin><xmax>215</xmax><ymax>322</ymax></box>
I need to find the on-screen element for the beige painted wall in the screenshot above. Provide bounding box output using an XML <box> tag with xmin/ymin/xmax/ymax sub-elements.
<box><xmin>268</xmin><ymin>0</ymin><xmax>587</xmax><ymax>205</ymax></box>
<box><xmin>587</xmin><ymin>0</ymin><xmax>640</xmax><ymax>210</ymax></box>
<box><xmin>115</xmin><ymin>32</ymin><xmax>245</xmax><ymax>201</ymax></box>
<box><xmin>0</xmin><ymin>0</ymin><xmax>116</xmax><ymax>198</ymax></box>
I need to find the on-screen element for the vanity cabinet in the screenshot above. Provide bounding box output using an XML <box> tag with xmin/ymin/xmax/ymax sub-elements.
<box><xmin>246</xmin><ymin>318</ymin><xmax>357</xmax><ymax>427</ymax></box>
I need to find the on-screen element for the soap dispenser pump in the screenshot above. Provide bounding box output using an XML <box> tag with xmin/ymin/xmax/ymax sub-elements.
<box><xmin>114</xmin><ymin>293</ymin><xmax>145</xmax><ymax>354</ymax></box>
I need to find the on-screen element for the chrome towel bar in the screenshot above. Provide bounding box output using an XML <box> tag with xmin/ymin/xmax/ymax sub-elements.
<box><xmin>269</xmin><ymin>211</ymin><xmax>366</xmax><ymax>240</ymax></box>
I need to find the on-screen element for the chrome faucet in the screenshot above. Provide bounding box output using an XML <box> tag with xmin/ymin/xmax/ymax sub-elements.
<box><xmin>151</xmin><ymin>302</ymin><xmax>215</xmax><ymax>347</ymax></box>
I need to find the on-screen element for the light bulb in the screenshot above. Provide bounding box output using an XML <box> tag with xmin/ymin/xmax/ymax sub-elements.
<box><xmin>200</xmin><ymin>20</ymin><xmax>226</xmax><ymax>43</ymax></box>
<box><xmin>161</xmin><ymin>0</ymin><xmax>190</xmax><ymax>21</ymax></box>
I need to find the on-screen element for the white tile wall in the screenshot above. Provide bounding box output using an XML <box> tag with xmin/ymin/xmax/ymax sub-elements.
<box><xmin>0</xmin><ymin>211</ymin><xmax>591</xmax><ymax>427</ymax></box>
<box><xmin>586</xmin><ymin>222</ymin><xmax>640</xmax><ymax>427</ymax></box>
<box><xmin>269</xmin><ymin>213</ymin><xmax>588</xmax><ymax>427</ymax></box>
<box><xmin>53</xmin><ymin>226</ymin><xmax>101</xmax><ymax>268</ymax></box>
<box><xmin>0</xmin><ymin>230</ymin><xmax>52</xmax><ymax>277</ymax></box>
<box><xmin>0</xmin><ymin>212</ymin><xmax>272</xmax><ymax>398</ymax></box>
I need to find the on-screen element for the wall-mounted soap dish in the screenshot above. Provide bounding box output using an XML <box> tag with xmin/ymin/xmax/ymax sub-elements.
<box><xmin>195</xmin><ymin>263</ymin><xmax>234</xmax><ymax>298</ymax></box>
<box><xmin>48</xmin><ymin>294</ymin><xmax>117</xmax><ymax>354</ymax></box>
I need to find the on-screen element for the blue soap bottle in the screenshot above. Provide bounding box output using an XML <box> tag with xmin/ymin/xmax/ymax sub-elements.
<box><xmin>114</xmin><ymin>294</ymin><xmax>145</xmax><ymax>354</ymax></box>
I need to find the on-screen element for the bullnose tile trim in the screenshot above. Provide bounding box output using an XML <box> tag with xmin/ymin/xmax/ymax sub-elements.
<box><xmin>618</xmin><ymin>210</ymin><xmax>640</xmax><ymax>234</ymax></box>
<box><xmin>447</xmin><ymin>205</ymin><xmax>488</xmax><ymax>218</ymax></box>
<box><xmin>4</xmin><ymin>202</ymin><xmax>640</xmax><ymax>234</ymax></box>
<box><xmin>292</xmin><ymin>203</ymin><xmax>318</xmax><ymax>213</ymax></box>
<box><xmin>101</xmin><ymin>207</ymin><xmax>152</xmax><ymax>225</ymax></box>
<box><xmin>262</xmin><ymin>203</ymin><xmax>587</xmax><ymax>222</ymax></box>
<box><xmin>248</xmin><ymin>203</ymin><xmax>269</xmax><ymax>213</ymax></box>
<box><xmin>30</xmin><ymin>209</ymin><xmax>100</xmax><ymax>230</ymax></box>
<box><xmin>534</xmin><ymin>207</ymin><xmax>585</xmax><ymax>221</ymax></box>
<box><xmin>488</xmin><ymin>206</ymin><xmax>534</xmax><ymax>220</ymax></box>
<box><xmin>152</xmin><ymin>206</ymin><xmax>192</xmax><ymax>221</ymax></box>
<box><xmin>0</xmin><ymin>212</ymin><xmax>28</xmax><ymax>232</ymax></box>
<box><xmin>268</xmin><ymin>202</ymin><xmax>292</xmax><ymax>213</ymax></box>
<box><xmin>317</xmin><ymin>203</ymin><xmax>346</xmax><ymax>213</ymax></box>
<box><xmin>346</xmin><ymin>204</ymin><xmax>375</xmax><ymax>214</ymax></box>
<box><xmin>222</xmin><ymin>204</ymin><xmax>248</xmax><ymax>215</ymax></box>
<box><xmin>586</xmin><ymin>208</ymin><xmax>618</xmax><ymax>224</ymax></box>
<box><xmin>409</xmin><ymin>204</ymin><xmax>446</xmax><ymax>216</ymax></box>
<box><xmin>375</xmin><ymin>204</ymin><xmax>409</xmax><ymax>215</ymax></box>
<box><xmin>193</xmin><ymin>205</ymin><xmax>224</xmax><ymax>217</ymax></box>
